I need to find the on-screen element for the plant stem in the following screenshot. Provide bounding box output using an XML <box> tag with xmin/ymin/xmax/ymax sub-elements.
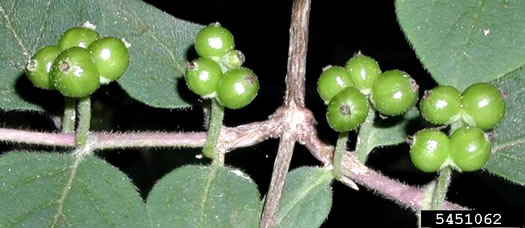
<box><xmin>355</xmin><ymin>106</ymin><xmax>375</xmax><ymax>163</ymax></box>
<box><xmin>260</xmin><ymin>133</ymin><xmax>296</xmax><ymax>228</ymax></box>
<box><xmin>341</xmin><ymin>154</ymin><xmax>465</xmax><ymax>210</ymax></box>
<box><xmin>202</xmin><ymin>102</ymin><xmax>211</xmax><ymax>130</ymax></box>
<box><xmin>430</xmin><ymin>166</ymin><xmax>452</xmax><ymax>209</ymax></box>
<box><xmin>449</xmin><ymin>120</ymin><xmax>464</xmax><ymax>134</ymax></box>
<box><xmin>202</xmin><ymin>99</ymin><xmax>225</xmax><ymax>162</ymax></box>
<box><xmin>62</xmin><ymin>97</ymin><xmax>76</xmax><ymax>134</ymax></box>
<box><xmin>75</xmin><ymin>97</ymin><xmax>91</xmax><ymax>147</ymax></box>
<box><xmin>333</xmin><ymin>131</ymin><xmax>348</xmax><ymax>180</ymax></box>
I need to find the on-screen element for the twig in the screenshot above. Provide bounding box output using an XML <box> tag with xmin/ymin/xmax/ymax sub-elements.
<box><xmin>341</xmin><ymin>153</ymin><xmax>465</xmax><ymax>210</ymax></box>
<box><xmin>0</xmin><ymin>114</ymin><xmax>467</xmax><ymax>211</ymax></box>
<box><xmin>260</xmin><ymin>0</ymin><xmax>312</xmax><ymax>227</ymax></box>
<box><xmin>283</xmin><ymin>0</ymin><xmax>310</xmax><ymax>108</ymax></box>
<box><xmin>259</xmin><ymin>133</ymin><xmax>296</xmax><ymax>228</ymax></box>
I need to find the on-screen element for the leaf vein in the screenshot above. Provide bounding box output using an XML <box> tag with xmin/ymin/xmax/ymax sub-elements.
<box><xmin>6</xmin><ymin>200</ymin><xmax>57</xmax><ymax>227</ymax></box>
<box><xmin>0</xmin><ymin>167</ymin><xmax>66</xmax><ymax>197</ymax></box>
<box><xmin>51</xmin><ymin>143</ymin><xmax>94</xmax><ymax>228</ymax></box>
<box><xmin>32</xmin><ymin>0</ymin><xmax>53</xmax><ymax>52</ymax></box>
<box><xmin>78</xmin><ymin>179</ymin><xmax>117</xmax><ymax>227</ymax></box>
<box><xmin>115</xmin><ymin>0</ymin><xmax>185</xmax><ymax>74</ymax></box>
<box><xmin>0</xmin><ymin>3</ymin><xmax>30</xmax><ymax>60</ymax></box>
<box><xmin>199</xmin><ymin>165</ymin><xmax>218</xmax><ymax>227</ymax></box>
<box><xmin>276</xmin><ymin>170</ymin><xmax>332</xmax><ymax>226</ymax></box>
<box><xmin>493</xmin><ymin>136</ymin><xmax>525</xmax><ymax>154</ymax></box>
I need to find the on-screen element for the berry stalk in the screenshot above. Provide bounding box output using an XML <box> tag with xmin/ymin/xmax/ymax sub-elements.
<box><xmin>62</xmin><ymin>97</ymin><xmax>76</xmax><ymax>134</ymax></box>
<box><xmin>430</xmin><ymin>166</ymin><xmax>452</xmax><ymax>209</ymax></box>
<box><xmin>75</xmin><ymin>97</ymin><xmax>91</xmax><ymax>146</ymax></box>
<box><xmin>333</xmin><ymin>131</ymin><xmax>348</xmax><ymax>179</ymax></box>
<box><xmin>202</xmin><ymin>99</ymin><xmax>225</xmax><ymax>163</ymax></box>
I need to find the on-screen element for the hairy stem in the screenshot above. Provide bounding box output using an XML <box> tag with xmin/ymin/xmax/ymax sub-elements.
<box><xmin>430</xmin><ymin>167</ymin><xmax>452</xmax><ymax>209</ymax></box>
<box><xmin>342</xmin><ymin>153</ymin><xmax>465</xmax><ymax>210</ymax></box>
<box><xmin>62</xmin><ymin>97</ymin><xmax>76</xmax><ymax>134</ymax></box>
<box><xmin>0</xmin><ymin>127</ymin><xmax>467</xmax><ymax>210</ymax></box>
<box><xmin>75</xmin><ymin>97</ymin><xmax>91</xmax><ymax>146</ymax></box>
<box><xmin>260</xmin><ymin>133</ymin><xmax>296</xmax><ymax>228</ymax></box>
<box><xmin>355</xmin><ymin>107</ymin><xmax>376</xmax><ymax>163</ymax></box>
<box><xmin>202</xmin><ymin>99</ymin><xmax>225</xmax><ymax>162</ymax></box>
<box><xmin>333</xmin><ymin>131</ymin><xmax>348</xmax><ymax>180</ymax></box>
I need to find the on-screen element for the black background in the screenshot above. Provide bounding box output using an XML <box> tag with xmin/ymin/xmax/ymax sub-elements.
<box><xmin>2</xmin><ymin>1</ymin><xmax>523</xmax><ymax>227</ymax></box>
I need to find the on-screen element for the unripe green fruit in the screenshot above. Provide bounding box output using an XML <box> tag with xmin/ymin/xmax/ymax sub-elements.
<box><xmin>51</xmin><ymin>47</ymin><xmax>100</xmax><ymax>98</ymax></box>
<box><xmin>217</xmin><ymin>68</ymin><xmax>259</xmax><ymax>109</ymax></box>
<box><xmin>25</xmin><ymin>45</ymin><xmax>61</xmax><ymax>90</ymax></box>
<box><xmin>326</xmin><ymin>87</ymin><xmax>369</xmax><ymax>132</ymax></box>
<box><xmin>419</xmin><ymin>86</ymin><xmax>461</xmax><ymax>125</ymax></box>
<box><xmin>185</xmin><ymin>58</ymin><xmax>223</xmax><ymax>98</ymax></box>
<box><xmin>371</xmin><ymin>70</ymin><xmax>419</xmax><ymax>116</ymax></box>
<box><xmin>344</xmin><ymin>53</ymin><xmax>381</xmax><ymax>94</ymax></box>
<box><xmin>88</xmin><ymin>37</ymin><xmax>130</xmax><ymax>84</ymax></box>
<box><xmin>58</xmin><ymin>27</ymin><xmax>99</xmax><ymax>50</ymax></box>
<box><xmin>409</xmin><ymin>129</ymin><xmax>450</xmax><ymax>173</ymax></box>
<box><xmin>461</xmin><ymin>83</ymin><xmax>505</xmax><ymax>130</ymax></box>
<box><xmin>449</xmin><ymin>126</ymin><xmax>491</xmax><ymax>172</ymax></box>
<box><xmin>195</xmin><ymin>23</ymin><xmax>235</xmax><ymax>58</ymax></box>
<box><xmin>317</xmin><ymin>66</ymin><xmax>353</xmax><ymax>104</ymax></box>
<box><xmin>221</xmin><ymin>49</ymin><xmax>245</xmax><ymax>69</ymax></box>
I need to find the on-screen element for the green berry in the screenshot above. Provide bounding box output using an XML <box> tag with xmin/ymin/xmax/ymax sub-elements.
<box><xmin>25</xmin><ymin>45</ymin><xmax>62</xmax><ymax>90</ymax></box>
<box><xmin>185</xmin><ymin>58</ymin><xmax>223</xmax><ymax>97</ymax></box>
<box><xmin>371</xmin><ymin>70</ymin><xmax>419</xmax><ymax>116</ymax></box>
<box><xmin>317</xmin><ymin>66</ymin><xmax>353</xmax><ymax>104</ymax></box>
<box><xmin>409</xmin><ymin>129</ymin><xmax>450</xmax><ymax>173</ymax></box>
<box><xmin>221</xmin><ymin>49</ymin><xmax>245</xmax><ymax>69</ymax></box>
<box><xmin>450</xmin><ymin>126</ymin><xmax>491</xmax><ymax>172</ymax></box>
<box><xmin>344</xmin><ymin>53</ymin><xmax>381</xmax><ymax>94</ymax></box>
<box><xmin>58</xmin><ymin>27</ymin><xmax>99</xmax><ymax>50</ymax></box>
<box><xmin>217</xmin><ymin>68</ymin><xmax>259</xmax><ymax>109</ymax></box>
<box><xmin>195</xmin><ymin>23</ymin><xmax>235</xmax><ymax>58</ymax></box>
<box><xmin>51</xmin><ymin>47</ymin><xmax>100</xmax><ymax>98</ymax></box>
<box><xmin>461</xmin><ymin>83</ymin><xmax>505</xmax><ymax>130</ymax></box>
<box><xmin>88</xmin><ymin>37</ymin><xmax>130</xmax><ymax>84</ymax></box>
<box><xmin>326</xmin><ymin>87</ymin><xmax>369</xmax><ymax>132</ymax></box>
<box><xmin>419</xmin><ymin>86</ymin><xmax>461</xmax><ymax>125</ymax></box>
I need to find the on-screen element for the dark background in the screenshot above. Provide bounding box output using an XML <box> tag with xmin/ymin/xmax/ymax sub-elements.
<box><xmin>2</xmin><ymin>1</ymin><xmax>523</xmax><ymax>227</ymax></box>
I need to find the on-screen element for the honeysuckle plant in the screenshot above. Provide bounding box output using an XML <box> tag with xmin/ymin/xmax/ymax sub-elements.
<box><xmin>0</xmin><ymin>0</ymin><xmax>523</xmax><ymax>227</ymax></box>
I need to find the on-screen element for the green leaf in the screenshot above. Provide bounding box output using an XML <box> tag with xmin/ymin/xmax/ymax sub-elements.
<box><xmin>146</xmin><ymin>165</ymin><xmax>262</xmax><ymax>228</ymax></box>
<box><xmin>0</xmin><ymin>0</ymin><xmax>201</xmax><ymax>111</ymax></box>
<box><xmin>0</xmin><ymin>152</ymin><xmax>150</xmax><ymax>227</ymax></box>
<box><xmin>484</xmin><ymin>69</ymin><xmax>525</xmax><ymax>186</ymax></box>
<box><xmin>276</xmin><ymin>167</ymin><xmax>333</xmax><ymax>228</ymax></box>
<box><xmin>396</xmin><ymin>0</ymin><xmax>525</xmax><ymax>91</ymax></box>
<box><xmin>356</xmin><ymin>108</ymin><xmax>420</xmax><ymax>162</ymax></box>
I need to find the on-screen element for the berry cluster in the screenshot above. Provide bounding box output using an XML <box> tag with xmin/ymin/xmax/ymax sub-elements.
<box><xmin>410</xmin><ymin>82</ymin><xmax>505</xmax><ymax>172</ymax></box>
<box><xmin>317</xmin><ymin>53</ymin><xmax>419</xmax><ymax>132</ymax></box>
<box><xmin>410</xmin><ymin>126</ymin><xmax>492</xmax><ymax>172</ymax></box>
<box><xmin>26</xmin><ymin>25</ymin><xmax>130</xmax><ymax>98</ymax></box>
<box><xmin>420</xmin><ymin>83</ymin><xmax>505</xmax><ymax>130</ymax></box>
<box><xmin>185</xmin><ymin>23</ymin><xmax>259</xmax><ymax>109</ymax></box>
